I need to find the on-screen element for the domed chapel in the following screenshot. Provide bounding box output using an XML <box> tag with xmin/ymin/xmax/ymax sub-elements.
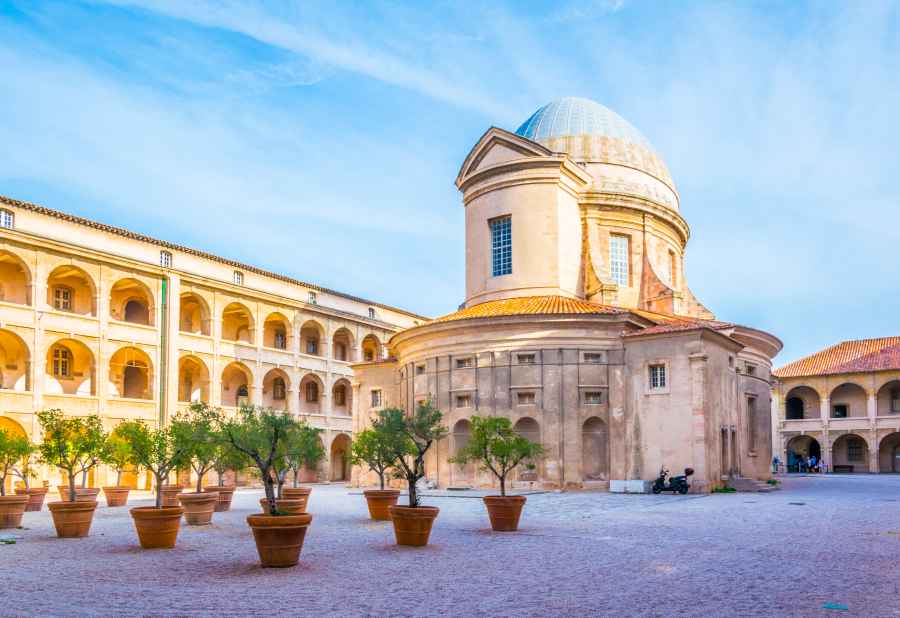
<box><xmin>352</xmin><ymin>98</ymin><xmax>782</xmax><ymax>492</ymax></box>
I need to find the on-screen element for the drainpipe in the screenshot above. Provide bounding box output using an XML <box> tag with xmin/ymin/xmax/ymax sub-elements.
<box><xmin>159</xmin><ymin>278</ymin><xmax>168</xmax><ymax>426</ymax></box>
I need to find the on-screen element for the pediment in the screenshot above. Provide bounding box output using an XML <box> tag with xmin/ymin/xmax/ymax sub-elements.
<box><xmin>455</xmin><ymin>127</ymin><xmax>553</xmax><ymax>188</ymax></box>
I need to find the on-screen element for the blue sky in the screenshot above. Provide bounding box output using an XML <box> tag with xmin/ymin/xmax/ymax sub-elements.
<box><xmin>2</xmin><ymin>1</ymin><xmax>899</xmax><ymax>365</ymax></box>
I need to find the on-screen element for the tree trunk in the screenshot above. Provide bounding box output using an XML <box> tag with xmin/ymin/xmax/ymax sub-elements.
<box><xmin>499</xmin><ymin>474</ymin><xmax>506</xmax><ymax>497</ymax></box>
<box><xmin>116</xmin><ymin>469</ymin><xmax>123</xmax><ymax>487</ymax></box>
<box><xmin>155</xmin><ymin>472</ymin><xmax>164</xmax><ymax>509</ymax></box>
<box><xmin>68</xmin><ymin>470</ymin><xmax>77</xmax><ymax>502</ymax></box>
<box><xmin>217</xmin><ymin>470</ymin><xmax>225</xmax><ymax>486</ymax></box>
<box><xmin>196</xmin><ymin>470</ymin><xmax>203</xmax><ymax>494</ymax></box>
<box><xmin>80</xmin><ymin>468</ymin><xmax>88</xmax><ymax>488</ymax></box>
<box><xmin>407</xmin><ymin>477</ymin><xmax>417</xmax><ymax>508</ymax></box>
<box><xmin>378</xmin><ymin>471</ymin><xmax>385</xmax><ymax>491</ymax></box>
<box><xmin>292</xmin><ymin>469</ymin><xmax>299</xmax><ymax>488</ymax></box>
<box><xmin>0</xmin><ymin>473</ymin><xmax>5</xmax><ymax>497</ymax></box>
<box><xmin>263</xmin><ymin>475</ymin><xmax>277</xmax><ymax>514</ymax></box>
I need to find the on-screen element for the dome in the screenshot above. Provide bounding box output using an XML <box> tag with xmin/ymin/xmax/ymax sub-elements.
<box><xmin>514</xmin><ymin>97</ymin><xmax>675</xmax><ymax>196</ymax></box>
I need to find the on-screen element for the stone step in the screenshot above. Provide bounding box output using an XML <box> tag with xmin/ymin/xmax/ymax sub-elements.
<box><xmin>729</xmin><ymin>477</ymin><xmax>777</xmax><ymax>493</ymax></box>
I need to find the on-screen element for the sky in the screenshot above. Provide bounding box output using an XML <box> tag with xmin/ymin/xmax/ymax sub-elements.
<box><xmin>1</xmin><ymin>0</ymin><xmax>899</xmax><ymax>366</ymax></box>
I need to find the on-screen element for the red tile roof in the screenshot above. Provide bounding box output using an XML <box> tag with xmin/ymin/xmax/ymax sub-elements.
<box><xmin>774</xmin><ymin>337</ymin><xmax>900</xmax><ymax>378</ymax></box>
<box><xmin>429</xmin><ymin>295</ymin><xmax>629</xmax><ymax>323</ymax></box>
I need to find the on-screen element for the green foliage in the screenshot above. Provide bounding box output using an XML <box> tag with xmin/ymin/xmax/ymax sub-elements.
<box><xmin>37</xmin><ymin>410</ymin><xmax>107</xmax><ymax>501</ymax></box>
<box><xmin>0</xmin><ymin>429</ymin><xmax>33</xmax><ymax>497</ymax></box>
<box><xmin>349</xmin><ymin>428</ymin><xmax>396</xmax><ymax>490</ymax></box>
<box><xmin>101</xmin><ymin>428</ymin><xmax>137</xmax><ymax>486</ymax></box>
<box><xmin>712</xmin><ymin>486</ymin><xmax>737</xmax><ymax>493</ymax></box>
<box><xmin>449</xmin><ymin>415</ymin><xmax>544</xmax><ymax>496</ymax></box>
<box><xmin>219</xmin><ymin>404</ymin><xmax>298</xmax><ymax>515</ymax></box>
<box><xmin>115</xmin><ymin>419</ymin><xmax>189</xmax><ymax>508</ymax></box>
<box><xmin>282</xmin><ymin>421</ymin><xmax>325</xmax><ymax>490</ymax></box>
<box><xmin>171</xmin><ymin>402</ymin><xmax>222</xmax><ymax>492</ymax></box>
<box><xmin>766</xmin><ymin>479</ymin><xmax>779</xmax><ymax>486</ymax></box>
<box><xmin>372</xmin><ymin>400</ymin><xmax>447</xmax><ymax>507</ymax></box>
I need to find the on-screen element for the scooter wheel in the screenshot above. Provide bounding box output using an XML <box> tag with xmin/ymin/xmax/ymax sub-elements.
<box><xmin>651</xmin><ymin>486</ymin><xmax>662</xmax><ymax>494</ymax></box>
<box><xmin>678</xmin><ymin>485</ymin><xmax>688</xmax><ymax>495</ymax></box>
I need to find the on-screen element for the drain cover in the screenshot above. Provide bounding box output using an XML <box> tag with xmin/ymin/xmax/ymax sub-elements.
<box><xmin>789</xmin><ymin>502</ymin><xmax>806</xmax><ymax>506</ymax></box>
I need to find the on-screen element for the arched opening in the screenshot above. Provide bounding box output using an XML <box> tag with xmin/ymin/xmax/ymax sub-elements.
<box><xmin>179</xmin><ymin>293</ymin><xmax>211</xmax><ymax>336</ymax></box>
<box><xmin>0</xmin><ymin>329</ymin><xmax>30</xmax><ymax>391</ymax></box>
<box><xmin>361</xmin><ymin>334</ymin><xmax>382</xmax><ymax>362</ymax></box>
<box><xmin>332</xmin><ymin>328</ymin><xmax>354</xmax><ymax>362</ymax></box>
<box><xmin>581</xmin><ymin>417</ymin><xmax>609</xmax><ymax>481</ymax></box>
<box><xmin>109</xmin><ymin>278</ymin><xmax>153</xmax><ymax>325</ymax></box>
<box><xmin>263</xmin><ymin>312</ymin><xmax>291</xmax><ymax>350</ymax></box>
<box><xmin>299</xmin><ymin>373</ymin><xmax>323</xmax><ymax>415</ymax></box>
<box><xmin>876</xmin><ymin>380</ymin><xmax>900</xmax><ymax>416</ymax></box>
<box><xmin>786</xmin><ymin>435</ymin><xmax>821</xmax><ymax>472</ymax></box>
<box><xmin>108</xmin><ymin>346</ymin><xmax>153</xmax><ymax>400</ymax></box>
<box><xmin>0</xmin><ymin>416</ymin><xmax>28</xmax><ymax>494</ymax></box>
<box><xmin>177</xmin><ymin>355</ymin><xmax>210</xmax><ymax>403</ymax></box>
<box><xmin>878</xmin><ymin>432</ymin><xmax>900</xmax><ymax>473</ymax></box>
<box><xmin>513</xmin><ymin>417</ymin><xmax>540</xmax><ymax>482</ymax></box>
<box><xmin>330</xmin><ymin>434</ymin><xmax>351</xmax><ymax>482</ymax></box>
<box><xmin>300</xmin><ymin>320</ymin><xmax>324</xmax><ymax>357</ymax></box>
<box><xmin>221</xmin><ymin>362</ymin><xmax>252</xmax><ymax>407</ymax></box>
<box><xmin>331</xmin><ymin>378</ymin><xmax>352</xmax><ymax>416</ymax></box>
<box><xmin>44</xmin><ymin>338</ymin><xmax>95</xmax><ymax>395</ymax></box>
<box><xmin>46</xmin><ymin>264</ymin><xmax>96</xmax><ymax>316</ymax></box>
<box><xmin>451</xmin><ymin>419</ymin><xmax>474</xmax><ymax>486</ymax></box>
<box><xmin>829</xmin><ymin>383</ymin><xmax>867</xmax><ymax>418</ymax></box>
<box><xmin>262</xmin><ymin>369</ymin><xmax>290</xmax><ymax>410</ymax></box>
<box><xmin>0</xmin><ymin>250</ymin><xmax>32</xmax><ymax>306</ymax></box>
<box><xmin>784</xmin><ymin>386</ymin><xmax>820</xmax><ymax>420</ymax></box>
<box><xmin>832</xmin><ymin>434</ymin><xmax>869</xmax><ymax>473</ymax></box>
<box><xmin>221</xmin><ymin>302</ymin><xmax>254</xmax><ymax>344</ymax></box>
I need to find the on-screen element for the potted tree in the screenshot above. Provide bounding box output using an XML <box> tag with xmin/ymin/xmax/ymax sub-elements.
<box><xmin>0</xmin><ymin>428</ymin><xmax>32</xmax><ymax>528</ymax></box>
<box><xmin>350</xmin><ymin>427</ymin><xmax>399</xmax><ymax>521</ymax></box>
<box><xmin>374</xmin><ymin>400</ymin><xmax>447</xmax><ymax>546</ymax></box>
<box><xmin>171</xmin><ymin>404</ymin><xmax>221</xmax><ymax>525</ymax></box>
<box><xmin>13</xmin><ymin>447</ymin><xmax>47</xmax><ymax>512</ymax></box>
<box><xmin>116</xmin><ymin>419</ymin><xmax>189</xmax><ymax>549</ymax></box>
<box><xmin>100</xmin><ymin>428</ymin><xmax>136</xmax><ymax>507</ymax></box>
<box><xmin>205</xmin><ymin>442</ymin><xmax>245</xmax><ymax>512</ymax></box>
<box><xmin>220</xmin><ymin>405</ymin><xmax>312</xmax><ymax>568</ymax></box>
<box><xmin>449</xmin><ymin>415</ymin><xmax>544</xmax><ymax>532</ymax></box>
<box><xmin>37</xmin><ymin>410</ymin><xmax>106</xmax><ymax>537</ymax></box>
<box><xmin>282</xmin><ymin>421</ymin><xmax>324</xmax><ymax>510</ymax></box>
<box><xmin>264</xmin><ymin>427</ymin><xmax>307</xmax><ymax>516</ymax></box>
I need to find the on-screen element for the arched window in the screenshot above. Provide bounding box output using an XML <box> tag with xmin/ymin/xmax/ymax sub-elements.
<box><xmin>52</xmin><ymin>347</ymin><xmax>71</xmax><ymax>377</ymax></box>
<box><xmin>273</xmin><ymin>377</ymin><xmax>286</xmax><ymax>400</ymax></box>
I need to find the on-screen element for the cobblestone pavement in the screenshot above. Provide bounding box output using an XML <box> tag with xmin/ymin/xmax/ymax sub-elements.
<box><xmin>3</xmin><ymin>475</ymin><xmax>899</xmax><ymax>617</ymax></box>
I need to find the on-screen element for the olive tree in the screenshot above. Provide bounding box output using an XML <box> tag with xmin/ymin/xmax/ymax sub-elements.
<box><xmin>349</xmin><ymin>428</ymin><xmax>395</xmax><ymax>490</ymax></box>
<box><xmin>115</xmin><ymin>420</ymin><xmax>189</xmax><ymax>508</ymax></box>
<box><xmin>100</xmin><ymin>429</ymin><xmax>136</xmax><ymax>488</ymax></box>
<box><xmin>286</xmin><ymin>421</ymin><xmax>325</xmax><ymax>489</ymax></box>
<box><xmin>37</xmin><ymin>410</ymin><xmax>107</xmax><ymax>502</ymax></box>
<box><xmin>0</xmin><ymin>429</ymin><xmax>33</xmax><ymax>497</ymax></box>
<box><xmin>171</xmin><ymin>402</ymin><xmax>221</xmax><ymax>493</ymax></box>
<box><xmin>449</xmin><ymin>415</ymin><xmax>544</xmax><ymax>496</ymax></box>
<box><xmin>372</xmin><ymin>400</ymin><xmax>447</xmax><ymax>508</ymax></box>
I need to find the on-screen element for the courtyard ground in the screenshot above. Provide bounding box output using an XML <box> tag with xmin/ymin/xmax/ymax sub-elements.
<box><xmin>2</xmin><ymin>475</ymin><xmax>899</xmax><ymax>617</ymax></box>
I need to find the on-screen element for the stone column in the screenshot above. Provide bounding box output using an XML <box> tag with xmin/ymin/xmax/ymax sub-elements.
<box><xmin>867</xmin><ymin>392</ymin><xmax>877</xmax><ymax>421</ymax></box>
<box><xmin>164</xmin><ymin>274</ymin><xmax>181</xmax><ymax>426</ymax></box>
<box><xmin>689</xmin><ymin>353</ymin><xmax>709</xmax><ymax>491</ymax></box>
<box><xmin>820</xmin><ymin>397</ymin><xmax>830</xmax><ymax>424</ymax></box>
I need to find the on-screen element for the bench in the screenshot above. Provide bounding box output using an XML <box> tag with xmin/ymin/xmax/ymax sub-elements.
<box><xmin>833</xmin><ymin>465</ymin><xmax>854</xmax><ymax>473</ymax></box>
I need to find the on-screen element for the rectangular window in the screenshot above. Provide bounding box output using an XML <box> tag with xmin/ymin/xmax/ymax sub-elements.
<box><xmin>52</xmin><ymin>347</ymin><xmax>70</xmax><ymax>377</ymax></box>
<box><xmin>305</xmin><ymin>382</ymin><xmax>318</xmax><ymax>403</ymax></box>
<box><xmin>416</xmin><ymin>364</ymin><xmax>426</xmax><ymax>376</ymax></box>
<box><xmin>517</xmin><ymin>392</ymin><xmax>536</xmax><ymax>405</ymax></box>
<box><xmin>456</xmin><ymin>395</ymin><xmax>472</xmax><ymax>408</ymax></box>
<box><xmin>308</xmin><ymin>291</ymin><xmax>317</xmax><ymax>305</ymax></box>
<box><xmin>53</xmin><ymin>287</ymin><xmax>72</xmax><ymax>311</ymax></box>
<box><xmin>745</xmin><ymin>363</ymin><xmax>757</xmax><ymax>377</ymax></box>
<box><xmin>847</xmin><ymin>439</ymin><xmax>864</xmax><ymax>462</ymax></box>
<box><xmin>370</xmin><ymin>389</ymin><xmax>382</xmax><ymax>408</ymax></box>
<box><xmin>649</xmin><ymin>364</ymin><xmax>666</xmax><ymax>389</ymax></box>
<box><xmin>584</xmin><ymin>391</ymin><xmax>603</xmax><ymax>405</ymax></box>
<box><xmin>306</xmin><ymin>340</ymin><xmax>318</xmax><ymax>355</ymax></box>
<box><xmin>0</xmin><ymin>209</ymin><xmax>13</xmax><ymax>229</ymax></box>
<box><xmin>747</xmin><ymin>396</ymin><xmax>757</xmax><ymax>450</ymax></box>
<box><xmin>490</xmin><ymin>216</ymin><xmax>512</xmax><ymax>276</ymax></box>
<box><xmin>584</xmin><ymin>352</ymin><xmax>605</xmax><ymax>364</ymax></box>
<box><xmin>368</xmin><ymin>307</ymin><xmax>376</xmax><ymax>319</ymax></box>
<box><xmin>517</xmin><ymin>353</ymin><xmax>536</xmax><ymax>365</ymax></box>
<box><xmin>233</xmin><ymin>271</ymin><xmax>243</xmax><ymax>285</ymax></box>
<box><xmin>160</xmin><ymin>250</ymin><xmax>172</xmax><ymax>268</ymax></box>
<box><xmin>668</xmin><ymin>250</ymin><xmax>677</xmax><ymax>287</ymax></box>
<box><xmin>891</xmin><ymin>389</ymin><xmax>900</xmax><ymax>413</ymax></box>
<box><xmin>456</xmin><ymin>357</ymin><xmax>474</xmax><ymax>369</ymax></box>
<box><xmin>273</xmin><ymin>380</ymin><xmax>286</xmax><ymax>400</ymax></box>
<box><xmin>609</xmin><ymin>234</ymin><xmax>630</xmax><ymax>286</ymax></box>
<box><xmin>273</xmin><ymin>330</ymin><xmax>287</xmax><ymax>350</ymax></box>
<box><xmin>832</xmin><ymin>404</ymin><xmax>848</xmax><ymax>418</ymax></box>
<box><xmin>334</xmin><ymin>387</ymin><xmax>346</xmax><ymax>406</ymax></box>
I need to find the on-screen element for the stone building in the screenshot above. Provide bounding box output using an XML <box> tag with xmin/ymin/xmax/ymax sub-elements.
<box><xmin>0</xmin><ymin>195</ymin><xmax>423</xmax><ymax>492</ymax></box>
<box><xmin>352</xmin><ymin>98</ymin><xmax>782</xmax><ymax>492</ymax></box>
<box><xmin>773</xmin><ymin>337</ymin><xmax>900</xmax><ymax>473</ymax></box>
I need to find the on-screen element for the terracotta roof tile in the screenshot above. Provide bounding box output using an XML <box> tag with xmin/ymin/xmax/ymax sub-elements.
<box><xmin>429</xmin><ymin>296</ymin><xmax>628</xmax><ymax>324</ymax></box>
<box><xmin>0</xmin><ymin>194</ymin><xmax>426</xmax><ymax>321</ymax></box>
<box><xmin>774</xmin><ymin>337</ymin><xmax>900</xmax><ymax>378</ymax></box>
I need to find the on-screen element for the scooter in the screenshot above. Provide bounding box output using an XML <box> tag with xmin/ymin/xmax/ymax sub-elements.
<box><xmin>651</xmin><ymin>467</ymin><xmax>694</xmax><ymax>494</ymax></box>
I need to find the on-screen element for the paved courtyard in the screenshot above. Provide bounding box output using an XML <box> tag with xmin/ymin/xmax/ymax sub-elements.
<box><xmin>3</xmin><ymin>475</ymin><xmax>899</xmax><ymax>617</ymax></box>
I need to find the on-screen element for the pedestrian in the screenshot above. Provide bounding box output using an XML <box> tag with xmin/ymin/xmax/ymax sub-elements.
<box><xmin>772</xmin><ymin>455</ymin><xmax>780</xmax><ymax>474</ymax></box>
<box><xmin>809</xmin><ymin>454</ymin><xmax>817</xmax><ymax>473</ymax></box>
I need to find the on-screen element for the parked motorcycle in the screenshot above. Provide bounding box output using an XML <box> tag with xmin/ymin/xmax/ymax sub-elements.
<box><xmin>651</xmin><ymin>467</ymin><xmax>694</xmax><ymax>494</ymax></box>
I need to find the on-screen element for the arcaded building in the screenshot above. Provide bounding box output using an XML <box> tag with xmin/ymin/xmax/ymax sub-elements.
<box><xmin>352</xmin><ymin>98</ymin><xmax>782</xmax><ymax>492</ymax></box>
<box><xmin>773</xmin><ymin>337</ymin><xmax>900</xmax><ymax>473</ymax></box>
<box><xmin>0</xmin><ymin>195</ymin><xmax>423</xmax><ymax>492</ymax></box>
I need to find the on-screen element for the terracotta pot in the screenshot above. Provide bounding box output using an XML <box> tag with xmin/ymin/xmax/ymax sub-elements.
<box><xmin>282</xmin><ymin>487</ymin><xmax>311</xmax><ymax>511</ymax></box>
<box><xmin>246</xmin><ymin>513</ymin><xmax>313</xmax><ymax>568</ymax></box>
<box><xmin>483</xmin><ymin>495</ymin><xmax>527</xmax><ymax>532</ymax></box>
<box><xmin>130</xmin><ymin>506</ymin><xmax>184</xmax><ymax>549</ymax></box>
<box><xmin>388</xmin><ymin>505</ymin><xmax>439</xmax><ymax>546</ymax></box>
<box><xmin>56</xmin><ymin>486</ymin><xmax>100</xmax><ymax>502</ymax></box>
<box><xmin>47</xmin><ymin>501</ymin><xmax>98</xmax><ymax>538</ymax></box>
<box><xmin>160</xmin><ymin>485</ymin><xmax>184</xmax><ymax>507</ymax></box>
<box><xmin>178</xmin><ymin>492</ymin><xmax>218</xmax><ymax>525</ymax></box>
<box><xmin>259</xmin><ymin>498</ymin><xmax>306</xmax><ymax>515</ymax></box>
<box><xmin>102</xmin><ymin>487</ymin><xmax>131</xmax><ymax>507</ymax></box>
<box><xmin>0</xmin><ymin>494</ymin><xmax>29</xmax><ymax>529</ymax></box>
<box><xmin>204</xmin><ymin>485</ymin><xmax>236</xmax><ymax>512</ymax></box>
<box><xmin>15</xmin><ymin>487</ymin><xmax>49</xmax><ymax>512</ymax></box>
<box><xmin>363</xmin><ymin>489</ymin><xmax>400</xmax><ymax>521</ymax></box>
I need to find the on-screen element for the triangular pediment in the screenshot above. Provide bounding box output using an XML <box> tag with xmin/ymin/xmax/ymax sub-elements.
<box><xmin>455</xmin><ymin>127</ymin><xmax>553</xmax><ymax>188</ymax></box>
